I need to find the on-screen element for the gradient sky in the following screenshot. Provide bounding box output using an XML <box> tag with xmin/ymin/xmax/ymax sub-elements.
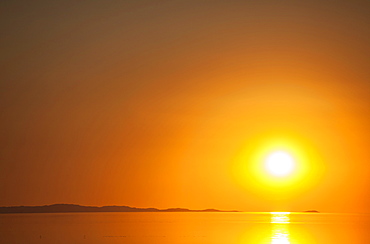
<box><xmin>1</xmin><ymin>0</ymin><xmax>369</xmax><ymax>212</ymax></box>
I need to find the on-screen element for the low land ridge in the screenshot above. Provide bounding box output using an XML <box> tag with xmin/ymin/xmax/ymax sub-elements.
<box><xmin>0</xmin><ymin>204</ymin><xmax>238</xmax><ymax>214</ymax></box>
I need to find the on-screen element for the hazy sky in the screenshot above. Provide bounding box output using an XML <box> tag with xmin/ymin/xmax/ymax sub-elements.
<box><xmin>1</xmin><ymin>0</ymin><xmax>369</xmax><ymax>212</ymax></box>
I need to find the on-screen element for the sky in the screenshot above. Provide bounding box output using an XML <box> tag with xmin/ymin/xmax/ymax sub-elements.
<box><xmin>1</xmin><ymin>0</ymin><xmax>369</xmax><ymax>212</ymax></box>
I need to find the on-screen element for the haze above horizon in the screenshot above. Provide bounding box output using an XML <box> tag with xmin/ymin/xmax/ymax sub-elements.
<box><xmin>0</xmin><ymin>0</ymin><xmax>369</xmax><ymax>213</ymax></box>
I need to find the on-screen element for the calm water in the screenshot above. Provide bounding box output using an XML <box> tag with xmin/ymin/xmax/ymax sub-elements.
<box><xmin>1</xmin><ymin>212</ymin><xmax>369</xmax><ymax>243</ymax></box>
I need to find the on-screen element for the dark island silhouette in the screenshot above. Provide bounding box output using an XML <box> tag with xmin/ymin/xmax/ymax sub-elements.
<box><xmin>0</xmin><ymin>204</ymin><xmax>239</xmax><ymax>214</ymax></box>
<box><xmin>303</xmin><ymin>210</ymin><xmax>320</xmax><ymax>213</ymax></box>
<box><xmin>0</xmin><ymin>204</ymin><xmax>320</xmax><ymax>214</ymax></box>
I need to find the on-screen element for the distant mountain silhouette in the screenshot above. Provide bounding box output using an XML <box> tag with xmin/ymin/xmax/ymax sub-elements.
<box><xmin>0</xmin><ymin>204</ymin><xmax>238</xmax><ymax>214</ymax></box>
<box><xmin>303</xmin><ymin>210</ymin><xmax>319</xmax><ymax>213</ymax></box>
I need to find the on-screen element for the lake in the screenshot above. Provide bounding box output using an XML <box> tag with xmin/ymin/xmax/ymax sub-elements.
<box><xmin>1</xmin><ymin>212</ymin><xmax>369</xmax><ymax>243</ymax></box>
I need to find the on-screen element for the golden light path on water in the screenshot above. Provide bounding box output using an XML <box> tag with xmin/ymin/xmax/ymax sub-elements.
<box><xmin>270</xmin><ymin>212</ymin><xmax>291</xmax><ymax>244</ymax></box>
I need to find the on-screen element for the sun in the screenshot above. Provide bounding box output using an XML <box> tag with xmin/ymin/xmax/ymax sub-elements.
<box><xmin>233</xmin><ymin>135</ymin><xmax>324</xmax><ymax>192</ymax></box>
<box><xmin>265</xmin><ymin>151</ymin><xmax>295</xmax><ymax>177</ymax></box>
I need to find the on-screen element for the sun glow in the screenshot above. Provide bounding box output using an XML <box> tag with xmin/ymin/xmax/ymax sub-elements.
<box><xmin>232</xmin><ymin>133</ymin><xmax>325</xmax><ymax>196</ymax></box>
<box><xmin>265</xmin><ymin>151</ymin><xmax>295</xmax><ymax>177</ymax></box>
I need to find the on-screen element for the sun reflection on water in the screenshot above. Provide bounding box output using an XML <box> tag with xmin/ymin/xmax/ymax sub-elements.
<box><xmin>271</xmin><ymin>212</ymin><xmax>291</xmax><ymax>244</ymax></box>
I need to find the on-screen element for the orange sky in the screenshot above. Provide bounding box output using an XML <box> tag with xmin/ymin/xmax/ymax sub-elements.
<box><xmin>1</xmin><ymin>0</ymin><xmax>369</xmax><ymax>212</ymax></box>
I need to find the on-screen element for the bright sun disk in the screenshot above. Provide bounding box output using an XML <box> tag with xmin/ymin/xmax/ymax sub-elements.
<box><xmin>265</xmin><ymin>151</ymin><xmax>295</xmax><ymax>176</ymax></box>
